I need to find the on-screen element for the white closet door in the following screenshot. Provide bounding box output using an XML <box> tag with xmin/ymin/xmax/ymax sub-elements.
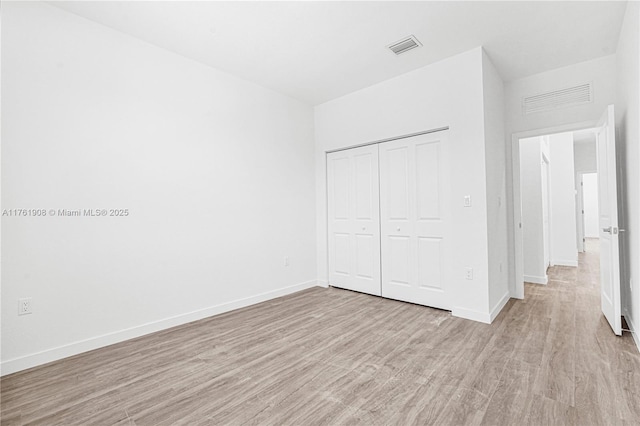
<box><xmin>379</xmin><ymin>132</ymin><xmax>450</xmax><ymax>310</ymax></box>
<box><xmin>327</xmin><ymin>145</ymin><xmax>381</xmax><ymax>296</ymax></box>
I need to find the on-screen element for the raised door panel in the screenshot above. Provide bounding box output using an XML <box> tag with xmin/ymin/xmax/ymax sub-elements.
<box><xmin>387</xmin><ymin>236</ymin><xmax>411</xmax><ymax>287</ymax></box>
<box><xmin>331</xmin><ymin>157</ymin><xmax>350</xmax><ymax>221</ymax></box>
<box><xmin>385</xmin><ymin>147</ymin><xmax>411</xmax><ymax>221</ymax></box>
<box><xmin>355</xmin><ymin>153</ymin><xmax>374</xmax><ymax>220</ymax></box>
<box><xmin>417</xmin><ymin>237</ymin><xmax>443</xmax><ymax>290</ymax></box>
<box><xmin>355</xmin><ymin>234</ymin><xmax>375</xmax><ymax>279</ymax></box>
<box><xmin>415</xmin><ymin>142</ymin><xmax>441</xmax><ymax>221</ymax></box>
<box><xmin>332</xmin><ymin>233</ymin><xmax>350</xmax><ymax>276</ymax></box>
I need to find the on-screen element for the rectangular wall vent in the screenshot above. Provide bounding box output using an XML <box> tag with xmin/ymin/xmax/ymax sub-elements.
<box><xmin>387</xmin><ymin>35</ymin><xmax>422</xmax><ymax>55</ymax></box>
<box><xmin>522</xmin><ymin>82</ymin><xmax>593</xmax><ymax>115</ymax></box>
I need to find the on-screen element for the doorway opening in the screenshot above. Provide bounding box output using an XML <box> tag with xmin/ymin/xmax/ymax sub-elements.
<box><xmin>517</xmin><ymin>131</ymin><xmax>595</xmax><ymax>285</ymax></box>
<box><xmin>511</xmin><ymin>105</ymin><xmax>622</xmax><ymax>335</ymax></box>
<box><xmin>578</xmin><ymin>172</ymin><xmax>600</xmax><ymax>254</ymax></box>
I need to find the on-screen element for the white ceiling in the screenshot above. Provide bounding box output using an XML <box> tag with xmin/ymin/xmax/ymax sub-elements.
<box><xmin>50</xmin><ymin>1</ymin><xmax>628</xmax><ymax>106</ymax></box>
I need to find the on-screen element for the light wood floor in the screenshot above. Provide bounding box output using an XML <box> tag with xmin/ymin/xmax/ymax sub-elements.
<box><xmin>2</xmin><ymin>240</ymin><xmax>639</xmax><ymax>425</ymax></box>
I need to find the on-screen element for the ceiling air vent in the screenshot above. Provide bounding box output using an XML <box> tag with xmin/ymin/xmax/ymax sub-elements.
<box><xmin>387</xmin><ymin>35</ymin><xmax>422</xmax><ymax>55</ymax></box>
<box><xmin>522</xmin><ymin>82</ymin><xmax>593</xmax><ymax>115</ymax></box>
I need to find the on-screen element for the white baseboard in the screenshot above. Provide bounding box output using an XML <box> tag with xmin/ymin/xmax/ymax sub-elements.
<box><xmin>524</xmin><ymin>274</ymin><xmax>548</xmax><ymax>285</ymax></box>
<box><xmin>1</xmin><ymin>280</ymin><xmax>320</xmax><ymax>376</ymax></box>
<box><xmin>316</xmin><ymin>279</ymin><xmax>329</xmax><ymax>288</ymax></box>
<box><xmin>452</xmin><ymin>306</ymin><xmax>491</xmax><ymax>324</ymax></box>
<box><xmin>551</xmin><ymin>259</ymin><xmax>578</xmax><ymax>267</ymax></box>
<box><xmin>624</xmin><ymin>313</ymin><xmax>640</xmax><ymax>354</ymax></box>
<box><xmin>490</xmin><ymin>292</ymin><xmax>511</xmax><ymax>323</ymax></box>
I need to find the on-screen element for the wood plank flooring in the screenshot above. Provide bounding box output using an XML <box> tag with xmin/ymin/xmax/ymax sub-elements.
<box><xmin>2</xmin><ymin>239</ymin><xmax>639</xmax><ymax>425</ymax></box>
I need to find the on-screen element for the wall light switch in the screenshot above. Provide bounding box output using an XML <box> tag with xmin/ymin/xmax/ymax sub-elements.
<box><xmin>464</xmin><ymin>195</ymin><xmax>472</xmax><ymax>207</ymax></box>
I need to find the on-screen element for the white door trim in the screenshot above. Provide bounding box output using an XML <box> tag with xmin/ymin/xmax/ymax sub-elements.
<box><xmin>576</xmin><ymin>172</ymin><xmax>586</xmax><ymax>253</ymax></box>
<box><xmin>510</xmin><ymin>120</ymin><xmax>597</xmax><ymax>299</ymax></box>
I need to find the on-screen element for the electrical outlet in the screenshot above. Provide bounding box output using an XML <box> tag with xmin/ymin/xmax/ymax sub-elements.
<box><xmin>18</xmin><ymin>298</ymin><xmax>32</xmax><ymax>315</ymax></box>
<box><xmin>464</xmin><ymin>195</ymin><xmax>472</xmax><ymax>207</ymax></box>
<box><xmin>465</xmin><ymin>268</ymin><xmax>473</xmax><ymax>280</ymax></box>
<box><xmin>284</xmin><ymin>256</ymin><xmax>290</xmax><ymax>267</ymax></box>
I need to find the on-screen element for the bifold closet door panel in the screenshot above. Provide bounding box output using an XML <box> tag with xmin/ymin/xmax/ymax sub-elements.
<box><xmin>379</xmin><ymin>132</ymin><xmax>451</xmax><ymax>310</ymax></box>
<box><xmin>327</xmin><ymin>145</ymin><xmax>381</xmax><ymax>296</ymax></box>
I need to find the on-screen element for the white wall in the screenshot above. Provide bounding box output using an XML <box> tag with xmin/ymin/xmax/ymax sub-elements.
<box><xmin>574</xmin><ymin>139</ymin><xmax>598</xmax><ymax>174</ymax></box>
<box><xmin>549</xmin><ymin>132</ymin><xmax>578</xmax><ymax>267</ymax></box>
<box><xmin>505</xmin><ymin>55</ymin><xmax>617</xmax><ymax>296</ymax></box>
<box><xmin>582</xmin><ymin>173</ymin><xmax>600</xmax><ymax>238</ymax></box>
<box><xmin>519</xmin><ymin>137</ymin><xmax>547</xmax><ymax>283</ymax></box>
<box><xmin>482</xmin><ymin>50</ymin><xmax>509</xmax><ymax>317</ymax></box>
<box><xmin>505</xmin><ymin>55</ymin><xmax>617</xmax><ymax>135</ymax></box>
<box><xmin>1</xmin><ymin>2</ymin><xmax>317</xmax><ymax>374</ymax></box>
<box><xmin>574</xmin><ymin>138</ymin><xmax>597</xmax><ymax>251</ymax></box>
<box><xmin>316</xmin><ymin>47</ymin><xmax>495</xmax><ymax>323</ymax></box>
<box><xmin>615</xmin><ymin>1</ymin><xmax>640</xmax><ymax>350</ymax></box>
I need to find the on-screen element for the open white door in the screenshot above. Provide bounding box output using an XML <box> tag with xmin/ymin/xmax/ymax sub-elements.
<box><xmin>596</xmin><ymin>104</ymin><xmax>622</xmax><ymax>336</ymax></box>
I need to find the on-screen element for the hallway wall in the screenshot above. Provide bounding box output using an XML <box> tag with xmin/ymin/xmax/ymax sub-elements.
<box><xmin>519</xmin><ymin>137</ymin><xmax>547</xmax><ymax>283</ymax></box>
<box><xmin>548</xmin><ymin>133</ymin><xmax>578</xmax><ymax>267</ymax></box>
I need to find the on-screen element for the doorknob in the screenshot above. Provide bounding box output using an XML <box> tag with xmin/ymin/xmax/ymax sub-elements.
<box><xmin>396</xmin><ymin>227</ymin><xmax>401</xmax><ymax>231</ymax></box>
<box><xmin>602</xmin><ymin>226</ymin><xmax>612</xmax><ymax>233</ymax></box>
